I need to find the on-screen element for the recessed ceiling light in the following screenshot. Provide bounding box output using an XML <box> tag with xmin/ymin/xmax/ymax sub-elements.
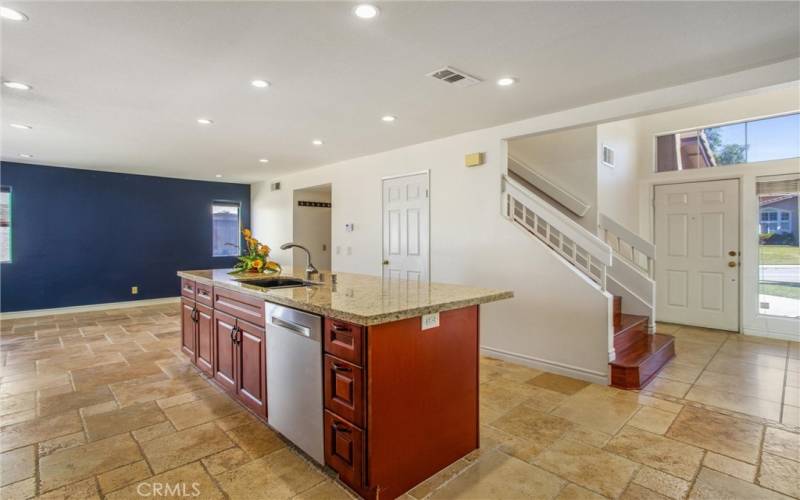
<box><xmin>3</xmin><ymin>81</ymin><xmax>31</xmax><ymax>90</ymax></box>
<box><xmin>312</xmin><ymin>139</ymin><xmax>323</xmax><ymax>146</ymax></box>
<box><xmin>381</xmin><ymin>115</ymin><xmax>396</xmax><ymax>123</ymax></box>
<box><xmin>496</xmin><ymin>77</ymin><xmax>517</xmax><ymax>87</ymax></box>
<box><xmin>259</xmin><ymin>158</ymin><xmax>270</xmax><ymax>163</ymax></box>
<box><xmin>19</xmin><ymin>153</ymin><xmax>33</xmax><ymax>158</ymax></box>
<box><xmin>215</xmin><ymin>174</ymin><xmax>223</xmax><ymax>178</ymax></box>
<box><xmin>354</xmin><ymin>4</ymin><xmax>379</xmax><ymax>19</ymax></box>
<box><xmin>251</xmin><ymin>79</ymin><xmax>270</xmax><ymax>89</ymax></box>
<box><xmin>0</xmin><ymin>7</ymin><xmax>28</xmax><ymax>21</ymax></box>
<box><xmin>9</xmin><ymin>123</ymin><xmax>31</xmax><ymax>130</ymax></box>
<box><xmin>196</xmin><ymin>118</ymin><xmax>213</xmax><ymax>125</ymax></box>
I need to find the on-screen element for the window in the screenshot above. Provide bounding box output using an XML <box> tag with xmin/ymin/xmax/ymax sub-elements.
<box><xmin>757</xmin><ymin>175</ymin><xmax>799</xmax><ymax>319</ymax></box>
<box><xmin>656</xmin><ymin>113</ymin><xmax>800</xmax><ymax>172</ymax></box>
<box><xmin>760</xmin><ymin>208</ymin><xmax>792</xmax><ymax>234</ymax></box>
<box><xmin>0</xmin><ymin>186</ymin><xmax>11</xmax><ymax>263</ymax></box>
<box><xmin>212</xmin><ymin>202</ymin><xmax>241</xmax><ymax>257</ymax></box>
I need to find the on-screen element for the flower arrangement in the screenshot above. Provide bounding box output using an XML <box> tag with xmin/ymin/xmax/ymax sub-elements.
<box><xmin>231</xmin><ymin>229</ymin><xmax>281</xmax><ymax>274</ymax></box>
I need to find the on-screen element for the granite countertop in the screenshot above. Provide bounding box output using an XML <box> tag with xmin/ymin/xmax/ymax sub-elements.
<box><xmin>177</xmin><ymin>268</ymin><xmax>513</xmax><ymax>326</ymax></box>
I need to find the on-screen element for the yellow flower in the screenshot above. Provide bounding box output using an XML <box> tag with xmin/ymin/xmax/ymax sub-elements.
<box><xmin>259</xmin><ymin>244</ymin><xmax>271</xmax><ymax>255</ymax></box>
<box><xmin>251</xmin><ymin>259</ymin><xmax>264</xmax><ymax>270</ymax></box>
<box><xmin>242</xmin><ymin>228</ymin><xmax>252</xmax><ymax>238</ymax></box>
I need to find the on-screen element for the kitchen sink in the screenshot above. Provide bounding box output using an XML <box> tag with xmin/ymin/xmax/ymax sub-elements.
<box><xmin>237</xmin><ymin>277</ymin><xmax>319</xmax><ymax>289</ymax></box>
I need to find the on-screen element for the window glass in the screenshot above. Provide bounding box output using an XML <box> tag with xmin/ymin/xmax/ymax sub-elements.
<box><xmin>748</xmin><ymin>113</ymin><xmax>800</xmax><ymax>163</ymax></box>
<box><xmin>212</xmin><ymin>202</ymin><xmax>241</xmax><ymax>257</ymax></box>
<box><xmin>757</xmin><ymin>178</ymin><xmax>799</xmax><ymax>319</ymax></box>
<box><xmin>656</xmin><ymin>113</ymin><xmax>799</xmax><ymax>172</ymax></box>
<box><xmin>0</xmin><ymin>186</ymin><xmax>10</xmax><ymax>263</ymax></box>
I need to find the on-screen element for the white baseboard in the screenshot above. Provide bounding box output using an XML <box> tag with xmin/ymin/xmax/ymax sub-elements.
<box><xmin>741</xmin><ymin>327</ymin><xmax>800</xmax><ymax>343</ymax></box>
<box><xmin>480</xmin><ymin>345</ymin><xmax>609</xmax><ymax>385</ymax></box>
<box><xmin>0</xmin><ymin>296</ymin><xmax>181</xmax><ymax>320</ymax></box>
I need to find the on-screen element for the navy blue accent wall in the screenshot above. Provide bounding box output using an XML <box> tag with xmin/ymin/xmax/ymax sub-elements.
<box><xmin>0</xmin><ymin>162</ymin><xmax>250</xmax><ymax>312</ymax></box>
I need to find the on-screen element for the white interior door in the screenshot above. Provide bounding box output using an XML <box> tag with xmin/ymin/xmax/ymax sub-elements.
<box><xmin>382</xmin><ymin>172</ymin><xmax>429</xmax><ymax>282</ymax></box>
<box><xmin>655</xmin><ymin>179</ymin><xmax>739</xmax><ymax>331</ymax></box>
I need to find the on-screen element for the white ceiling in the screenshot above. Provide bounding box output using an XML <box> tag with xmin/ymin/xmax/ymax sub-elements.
<box><xmin>2</xmin><ymin>1</ymin><xmax>799</xmax><ymax>183</ymax></box>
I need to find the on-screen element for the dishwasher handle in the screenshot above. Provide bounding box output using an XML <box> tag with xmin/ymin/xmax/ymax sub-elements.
<box><xmin>270</xmin><ymin>315</ymin><xmax>312</xmax><ymax>338</ymax></box>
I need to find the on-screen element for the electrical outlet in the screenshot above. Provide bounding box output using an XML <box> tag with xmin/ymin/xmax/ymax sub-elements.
<box><xmin>131</xmin><ymin>286</ymin><xmax>138</xmax><ymax>295</ymax></box>
<box><xmin>421</xmin><ymin>312</ymin><xmax>440</xmax><ymax>330</ymax></box>
<box><xmin>346</xmin><ymin>246</ymin><xmax>352</xmax><ymax>256</ymax></box>
<box><xmin>336</xmin><ymin>246</ymin><xmax>341</xmax><ymax>255</ymax></box>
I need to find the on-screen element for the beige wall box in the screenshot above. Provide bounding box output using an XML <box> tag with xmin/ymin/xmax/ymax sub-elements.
<box><xmin>465</xmin><ymin>152</ymin><xmax>485</xmax><ymax>167</ymax></box>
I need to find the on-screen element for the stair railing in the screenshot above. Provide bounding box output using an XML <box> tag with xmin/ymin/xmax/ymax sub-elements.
<box><xmin>502</xmin><ymin>175</ymin><xmax>613</xmax><ymax>290</ymax></box>
<box><xmin>598</xmin><ymin>214</ymin><xmax>655</xmax><ymax>279</ymax></box>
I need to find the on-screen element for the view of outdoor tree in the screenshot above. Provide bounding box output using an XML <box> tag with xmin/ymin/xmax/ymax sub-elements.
<box><xmin>704</xmin><ymin>127</ymin><xmax>748</xmax><ymax>165</ymax></box>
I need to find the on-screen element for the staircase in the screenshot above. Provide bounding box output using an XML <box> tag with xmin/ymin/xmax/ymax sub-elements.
<box><xmin>503</xmin><ymin>167</ymin><xmax>676</xmax><ymax>390</ymax></box>
<box><xmin>609</xmin><ymin>295</ymin><xmax>675</xmax><ymax>389</ymax></box>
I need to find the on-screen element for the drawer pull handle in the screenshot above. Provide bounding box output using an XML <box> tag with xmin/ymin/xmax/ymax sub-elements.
<box><xmin>332</xmin><ymin>363</ymin><xmax>351</xmax><ymax>372</ymax></box>
<box><xmin>333</xmin><ymin>423</ymin><xmax>351</xmax><ymax>433</ymax></box>
<box><xmin>198</xmin><ymin>290</ymin><xmax>208</xmax><ymax>296</ymax></box>
<box><xmin>331</xmin><ymin>325</ymin><xmax>350</xmax><ymax>333</ymax></box>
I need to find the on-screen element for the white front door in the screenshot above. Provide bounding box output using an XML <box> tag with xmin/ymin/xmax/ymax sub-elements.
<box><xmin>655</xmin><ymin>179</ymin><xmax>739</xmax><ymax>331</ymax></box>
<box><xmin>382</xmin><ymin>172</ymin><xmax>429</xmax><ymax>282</ymax></box>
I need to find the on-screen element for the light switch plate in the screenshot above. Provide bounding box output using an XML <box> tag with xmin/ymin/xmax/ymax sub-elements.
<box><xmin>421</xmin><ymin>312</ymin><xmax>440</xmax><ymax>330</ymax></box>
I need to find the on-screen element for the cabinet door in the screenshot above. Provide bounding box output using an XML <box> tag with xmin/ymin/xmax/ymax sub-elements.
<box><xmin>324</xmin><ymin>410</ymin><xmax>364</xmax><ymax>490</ymax></box>
<box><xmin>324</xmin><ymin>355</ymin><xmax>364</xmax><ymax>428</ymax></box>
<box><xmin>195</xmin><ymin>303</ymin><xmax>214</xmax><ymax>376</ymax></box>
<box><xmin>236</xmin><ymin>319</ymin><xmax>267</xmax><ymax>419</ymax></box>
<box><xmin>180</xmin><ymin>298</ymin><xmax>197</xmax><ymax>362</ymax></box>
<box><xmin>213</xmin><ymin>311</ymin><xmax>237</xmax><ymax>394</ymax></box>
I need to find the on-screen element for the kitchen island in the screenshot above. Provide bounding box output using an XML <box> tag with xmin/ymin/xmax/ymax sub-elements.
<box><xmin>177</xmin><ymin>268</ymin><xmax>512</xmax><ymax>499</ymax></box>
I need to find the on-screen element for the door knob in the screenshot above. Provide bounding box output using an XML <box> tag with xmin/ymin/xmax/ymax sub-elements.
<box><xmin>728</xmin><ymin>250</ymin><xmax>737</xmax><ymax>257</ymax></box>
<box><xmin>382</xmin><ymin>260</ymin><xmax>389</xmax><ymax>265</ymax></box>
<box><xmin>728</xmin><ymin>261</ymin><xmax>737</xmax><ymax>268</ymax></box>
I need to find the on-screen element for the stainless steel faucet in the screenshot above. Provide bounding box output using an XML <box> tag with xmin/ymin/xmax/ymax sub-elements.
<box><xmin>280</xmin><ymin>242</ymin><xmax>319</xmax><ymax>275</ymax></box>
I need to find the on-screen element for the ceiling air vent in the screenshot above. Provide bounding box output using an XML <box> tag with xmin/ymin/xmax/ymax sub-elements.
<box><xmin>426</xmin><ymin>66</ymin><xmax>482</xmax><ymax>88</ymax></box>
<box><xmin>270</xmin><ymin>181</ymin><xmax>281</xmax><ymax>192</ymax></box>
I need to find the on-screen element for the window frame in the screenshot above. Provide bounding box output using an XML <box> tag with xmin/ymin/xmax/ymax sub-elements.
<box><xmin>653</xmin><ymin>111</ymin><xmax>800</xmax><ymax>173</ymax></box>
<box><xmin>759</xmin><ymin>207</ymin><xmax>792</xmax><ymax>233</ymax></box>
<box><xmin>211</xmin><ymin>200</ymin><xmax>242</xmax><ymax>258</ymax></box>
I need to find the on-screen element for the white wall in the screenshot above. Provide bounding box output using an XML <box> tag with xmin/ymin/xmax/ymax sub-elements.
<box><xmin>252</xmin><ymin>60</ymin><xmax>799</xmax><ymax>381</ymax></box>
<box><xmin>597</xmin><ymin>119</ymin><xmax>642</xmax><ymax>234</ymax></box>
<box><xmin>292</xmin><ymin>185</ymin><xmax>332</xmax><ymax>271</ymax></box>
<box><xmin>508</xmin><ymin>125</ymin><xmax>598</xmax><ymax>232</ymax></box>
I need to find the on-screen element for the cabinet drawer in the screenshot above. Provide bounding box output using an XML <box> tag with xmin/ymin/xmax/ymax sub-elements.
<box><xmin>181</xmin><ymin>278</ymin><xmax>196</xmax><ymax>300</ymax></box>
<box><xmin>324</xmin><ymin>355</ymin><xmax>364</xmax><ymax>428</ymax></box>
<box><xmin>214</xmin><ymin>287</ymin><xmax>265</xmax><ymax>327</ymax></box>
<box><xmin>324</xmin><ymin>410</ymin><xmax>364</xmax><ymax>490</ymax></box>
<box><xmin>324</xmin><ymin>319</ymin><xmax>364</xmax><ymax>365</ymax></box>
<box><xmin>195</xmin><ymin>282</ymin><xmax>213</xmax><ymax>306</ymax></box>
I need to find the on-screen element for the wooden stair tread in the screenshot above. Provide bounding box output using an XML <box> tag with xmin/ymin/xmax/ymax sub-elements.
<box><xmin>614</xmin><ymin>314</ymin><xmax>648</xmax><ymax>336</ymax></box>
<box><xmin>610</xmin><ymin>334</ymin><xmax>674</xmax><ymax>368</ymax></box>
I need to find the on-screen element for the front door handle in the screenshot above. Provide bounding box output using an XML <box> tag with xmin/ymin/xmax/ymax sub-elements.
<box><xmin>728</xmin><ymin>261</ymin><xmax>737</xmax><ymax>268</ymax></box>
<box><xmin>382</xmin><ymin>260</ymin><xmax>389</xmax><ymax>266</ymax></box>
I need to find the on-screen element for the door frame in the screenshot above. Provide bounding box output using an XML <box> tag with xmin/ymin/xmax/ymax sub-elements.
<box><xmin>380</xmin><ymin>170</ymin><xmax>431</xmax><ymax>279</ymax></box>
<box><xmin>652</xmin><ymin>177</ymin><xmax>742</xmax><ymax>332</ymax></box>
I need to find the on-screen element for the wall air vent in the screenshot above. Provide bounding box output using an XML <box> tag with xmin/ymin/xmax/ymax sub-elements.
<box><xmin>270</xmin><ymin>181</ymin><xmax>281</xmax><ymax>191</ymax></box>
<box><xmin>602</xmin><ymin>145</ymin><xmax>615</xmax><ymax>168</ymax></box>
<box><xmin>426</xmin><ymin>66</ymin><xmax>482</xmax><ymax>88</ymax></box>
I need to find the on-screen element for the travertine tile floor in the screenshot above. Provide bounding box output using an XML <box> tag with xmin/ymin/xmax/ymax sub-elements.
<box><xmin>644</xmin><ymin>323</ymin><xmax>799</xmax><ymax>427</ymax></box>
<box><xmin>0</xmin><ymin>305</ymin><xmax>797</xmax><ymax>499</ymax></box>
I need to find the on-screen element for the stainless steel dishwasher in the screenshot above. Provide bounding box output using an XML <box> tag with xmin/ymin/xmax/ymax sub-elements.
<box><xmin>265</xmin><ymin>302</ymin><xmax>324</xmax><ymax>464</ymax></box>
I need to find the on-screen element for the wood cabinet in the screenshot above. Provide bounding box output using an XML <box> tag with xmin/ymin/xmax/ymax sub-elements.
<box><xmin>211</xmin><ymin>304</ymin><xmax>267</xmax><ymax>419</ymax></box>
<box><xmin>323</xmin><ymin>308</ymin><xmax>480</xmax><ymax>500</ymax></box>
<box><xmin>181</xmin><ymin>279</ymin><xmax>268</xmax><ymax>421</ymax></box>
<box><xmin>180</xmin><ymin>297</ymin><xmax>197</xmax><ymax>361</ymax></box>
<box><xmin>235</xmin><ymin>318</ymin><xmax>267</xmax><ymax>418</ymax></box>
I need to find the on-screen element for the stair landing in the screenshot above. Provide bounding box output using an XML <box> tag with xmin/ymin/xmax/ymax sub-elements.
<box><xmin>608</xmin><ymin>298</ymin><xmax>675</xmax><ymax>390</ymax></box>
